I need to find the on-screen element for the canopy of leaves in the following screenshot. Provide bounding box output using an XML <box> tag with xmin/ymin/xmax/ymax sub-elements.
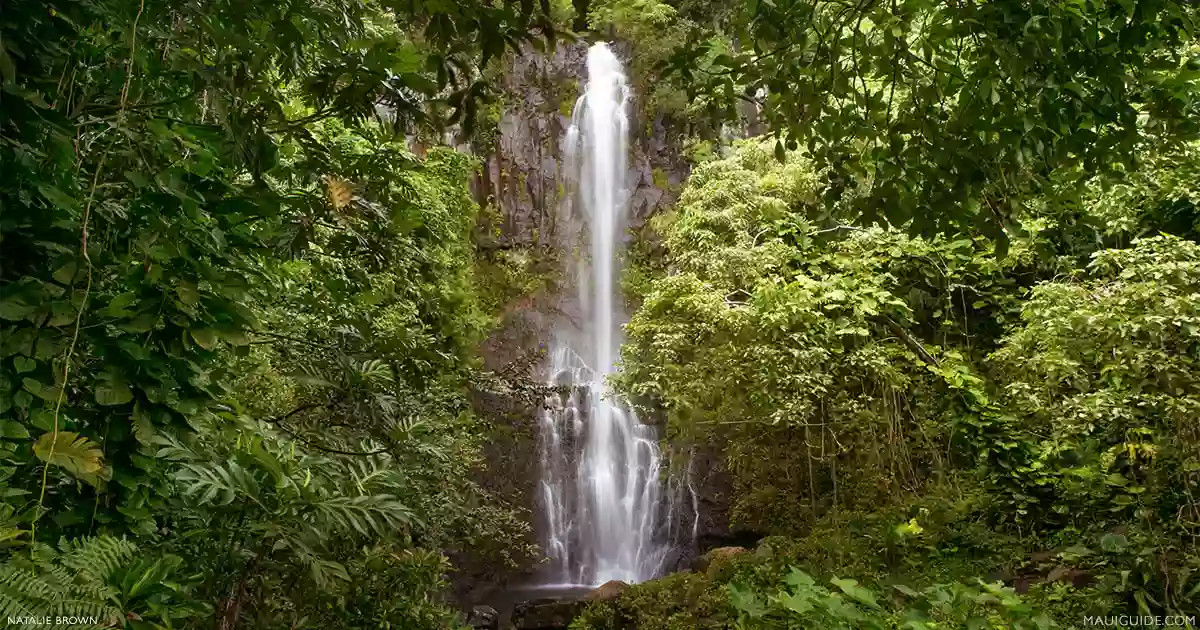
<box><xmin>665</xmin><ymin>0</ymin><xmax>1200</xmax><ymax>242</ymax></box>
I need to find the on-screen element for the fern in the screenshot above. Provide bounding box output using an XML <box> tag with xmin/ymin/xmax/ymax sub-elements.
<box><xmin>176</xmin><ymin>459</ymin><xmax>266</xmax><ymax>507</ymax></box>
<box><xmin>0</xmin><ymin>537</ymin><xmax>132</xmax><ymax>629</ymax></box>
<box><xmin>58</xmin><ymin>536</ymin><xmax>138</xmax><ymax>585</ymax></box>
<box><xmin>0</xmin><ymin>536</ymin><xmax>196</xmax><ymax>629</ymax></box>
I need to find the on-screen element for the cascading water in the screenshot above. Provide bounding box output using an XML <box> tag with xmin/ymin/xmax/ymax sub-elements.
<box><xmin>537</xmin><ymin>43</ymin><xmax>670</xmax><ymax>587</ymax></box>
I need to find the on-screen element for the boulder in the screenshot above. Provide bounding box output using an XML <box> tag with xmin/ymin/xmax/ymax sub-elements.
<box><xmin>689</xmin><ymin>546</ymin><xmax>749</xmax><ymax>574</ymax></box>
<box><xmin>582</xmin><ymin>580</ymin><xmax>628</xmax><ymax>602</ymax></box>
<box><xmin>510</xmin><ymin>597</ymin><xmax>585</xmax><ymax>630</ymax></box>
<box><xmin>466</xmin><ymin>605</ymin><xmax>499</xmax><ymax>630</ymax></box>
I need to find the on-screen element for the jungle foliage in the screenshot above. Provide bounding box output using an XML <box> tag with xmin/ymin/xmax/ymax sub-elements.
<box><xmin>571</xmin><ymin>537</ymin><xmax>1058</xmax><ymax>629</ymax></box>
<box><xmin>592</xmin><ymin>0</ymin><xmax>1200</xmax><ymax>246</ymax></box>
<box><xmin>0</xmin><ymin>0</ymin><xmax>553</xmax><ymax>628</ymax></box>
<box><xmin>665</xmin><ymin>0</ymin><xmax>1200</xmax><ymax>244</ymax></box>
<box><xmin>617</xmin><ymin>135</ymin><xmax>1200</xmax><ymax>624</ymax></box>
<box><xmin>4</xmin><ymin>0</ymin><xmax>1200</xmax><ymax>627</ymax></box>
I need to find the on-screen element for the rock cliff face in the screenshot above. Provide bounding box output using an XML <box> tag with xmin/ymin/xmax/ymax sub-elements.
<box><xmin>459</xmin><ymin>40</ymin><xmax>734</xmax><ymax>606</ymax></box>
<box><xmin>473</xmin><ymin>41</ymin><xmax>688</xmax><ymax>251</ymax></box>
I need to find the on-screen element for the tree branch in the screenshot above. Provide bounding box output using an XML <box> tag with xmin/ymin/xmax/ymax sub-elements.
<box><xmin>880</xmin><ymin>315</ymin><xmax>940</xmax><ymax>367</ymax></box>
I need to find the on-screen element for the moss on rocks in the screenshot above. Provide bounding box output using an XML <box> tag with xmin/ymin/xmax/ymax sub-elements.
<box><xmin>567</xmin><ymin>542</ymin><xmax>792</xmax><ymax>630</ymax></box>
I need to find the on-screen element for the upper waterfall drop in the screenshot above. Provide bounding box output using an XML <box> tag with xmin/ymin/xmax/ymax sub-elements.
<box><xmin>537</xmin><ymin>42</ymin><xmax>669</xmax><ymax>587</ymax></box>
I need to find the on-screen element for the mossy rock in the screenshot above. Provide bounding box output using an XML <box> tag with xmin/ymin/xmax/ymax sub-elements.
<box><xmin>569</xmin><ymin>571</ymin><xmax>729</xmax><ymax>630</ymax></box>
<box><xmin>689</xmin><ymin>546</ymin><xmax>749</xmax><ymax>578</ymax></box>
<box><xmin>582</xmin><ymin>580</ymin><xmax>629</xmax><ymax>602</ymax></box>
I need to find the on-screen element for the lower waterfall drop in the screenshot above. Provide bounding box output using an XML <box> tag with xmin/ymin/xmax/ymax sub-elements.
<box><xmin>537</xmin><ymin>42</ymin><xmax>668</xmax><ymax>587</ymax></box>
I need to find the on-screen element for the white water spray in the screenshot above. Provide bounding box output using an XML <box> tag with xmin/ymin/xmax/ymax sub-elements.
<box><xmin>537</xmin><ymin>43</ymin><xmax>668</xmax><ymax>586</ymax></box>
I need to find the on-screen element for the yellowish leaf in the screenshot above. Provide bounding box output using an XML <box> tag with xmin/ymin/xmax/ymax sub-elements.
<box><xmin>326</xmin><ymin>176</ymin><xmax>354</xmax><ymax>210</ymax></box>
<box><xmin>34</xmin><ymin>431</ymin><xmax>103</xmax><ymax>478</ymax></box>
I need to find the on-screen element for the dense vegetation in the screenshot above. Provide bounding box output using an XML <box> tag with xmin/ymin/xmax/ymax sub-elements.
<box><xmin>593</xmin><ymin>137</ymin><xmax>1200</xmax><ymax>628</ymax></box>
<box><xmin>2</xmin><ymin>0</ymin><xmax>1199</xmax><ymax>628</ymax></box>
<box><xmin>0</xmin><ymin>0</ymin><xmax>553</xmax><ymax>627</ymax></box>
<box><xmin>590</xmin><ymin>0</ymin><xmax>1200</xmax><ymax>627</ymax></box>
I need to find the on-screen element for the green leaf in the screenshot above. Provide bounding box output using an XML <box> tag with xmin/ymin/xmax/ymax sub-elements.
<box><xmin>219</xmin><ymin>326</ymin><xmax>250</xmax><ymax>346</ymax></box>
<box><xmin>28</xmin><ymin>408</ymin><xmax>55</xmax><ymax>432</ymax></box>
<box><xmin>37</xmin><ymin>184</ymin><xmax>77</xmax><ymax>211</ymax></box>
<box><xmin>52</xmin><ymin>261</ymin><xmax>78</xmax><ymax>285</ymax></box>
<box><xmin>784</xmin><ymin>568</ymin><xmax>816</xmax><ymax>589</ymax></box>
<box><xmin>190</xmin><ymin>328</ymin><xmax>219</xmax><ymax>350</ymax></box>
<box><xmin>95</xmin><ymin>380</ymin><xmax>133</xmax><ymax>406</ymax></box>
<box><xmin>104</xmin><ymin>291</ymin><xmax>139</xmax><ymax>316</ymax></box>
<box><xmin>124</xmin><ymin>170</ymin><xmax>152</xmax><ymax>188</ymax></box>
<box><xmin>1100</xmin><ymin>533</ymin><xmax>1128</xmax><ymax>553</ymax></box>
<box><xmin>132</xmin><ymin>403</ymin><xmax>159</xmax><ymax>446</ymax></box>
<box><xmin>397</xmin><ymin>72</ymin><xmax>438</xmax><ymax>94</ymax></box>
<box><xmin>12</xmin><ymin>356</ymin><xmax>36</xmax><ymax>374</ymax></box>
<box><xmin>775</xmin><ymin>589</ymin><xmax>815</xmax><ymax>615</ymax></box>
<box><xmin>0</xmin><ymin>45</ymin><xmax>15</xmax><ymax>83</ymax></box>
<box><xmin>131</xmin><ymin>555</ymin><xmax>183</xmax><ymax>597</ymax></box>
<box><xmin>1104</xmin><ymin>472</ymin><xmax>1129</xmax><ymax>487</ymax></box>
<box><xmin>0</xmin><ymin>420</ymin><xmax>30</xmax><ymax>439</ymax></box>
<box><xmin>5</xmin><ymin>83</ymin><xmax>49</xmax><ymax>108</ymax></box>
<box><xmin>22</xmin><ymin>377</ymin><xmax>62</xmax><ymax>402</ymax></box>
<box><xmin>0</xmin><ymin>298</ymin><xmax>35</xmax><ymax>321</ymax></box>
<box><xmin>728</xmin><ymin>583</ymin><xmax>767</xmax><ymax>619</ymax></box>
<box><xmin>0</xmin><ymin>526</ymin><xmax>27</xmax><ymax>545</ymax></box>
<box><xmin>119</xmin><ymin>313</ymin><xmax>158</xmax><ymax>333</ymax></box>
<box><xmin>48</xmin><ymin>301</ymin><xmax>76</xmax><ymax>327</ymax></box>
<box><xmin>831</xmin><ymin>577</ymin><xmax>879</xmax><ymax>608</ymax></box>
<box><xmin>993</xmin><ymin>232</ymin><xmax>1010</xmax><ymax>259</ymax></box>
<box><xmin>175</xmin><ymin>283</ymin><xmax>200</xmax><ymax>306</ymax></box>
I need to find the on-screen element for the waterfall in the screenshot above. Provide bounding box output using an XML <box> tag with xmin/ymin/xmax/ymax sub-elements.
<box><xmin>537</xmin><ymin>43</ymin><xmax>669</xmax><ymax>587</ymax></box>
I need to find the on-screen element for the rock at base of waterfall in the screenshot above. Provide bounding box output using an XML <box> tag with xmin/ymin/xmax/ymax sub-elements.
<box><xmin>689</xmin><ymin>546</ymin><xmax>749</xmax><ymax>574</ymax></box>
<box><xmin>466</xmin><ymin>605</ymin><xmax>499</xmax><ymax>629</ymax></box>
<box><xmin>510</xmin><ymin>598</ymin><xmax>585</xmax><ymax>630</ymax></box>
<box><xmin>582</xmin><ymin>580</ymin><xmax>629</xmax><ymax>601</ymax></box>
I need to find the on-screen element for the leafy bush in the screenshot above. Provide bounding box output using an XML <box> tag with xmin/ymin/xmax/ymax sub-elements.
<box><xmin>620</xmin><ymin>138</ymin><xmax>1200</xmax><ymax>617</ymax></box>
<box><xmin>989</xmin><ymin>236</ymin><xmax>1200</xmax><ymax>532</ymax></box>
<box><xmin>729</xmin><ymin>568</ymin><xmax>1054</xmax><ymax>630</ymax></box>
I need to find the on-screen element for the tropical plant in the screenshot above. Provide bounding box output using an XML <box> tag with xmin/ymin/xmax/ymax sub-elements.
<box><xmin>0</xmin><ymin>536</ymin><xmax>201</xmax><ymax>630</ymax></box>
<box><xmin>729</xmin><ymin>567</ymin><xmax>1055</xmax><ymax>629</ymax></box>
<box><xmin>0</xmin><ymin>1</ymin><xmax>548</xmax><ymax>627</ymax></box>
